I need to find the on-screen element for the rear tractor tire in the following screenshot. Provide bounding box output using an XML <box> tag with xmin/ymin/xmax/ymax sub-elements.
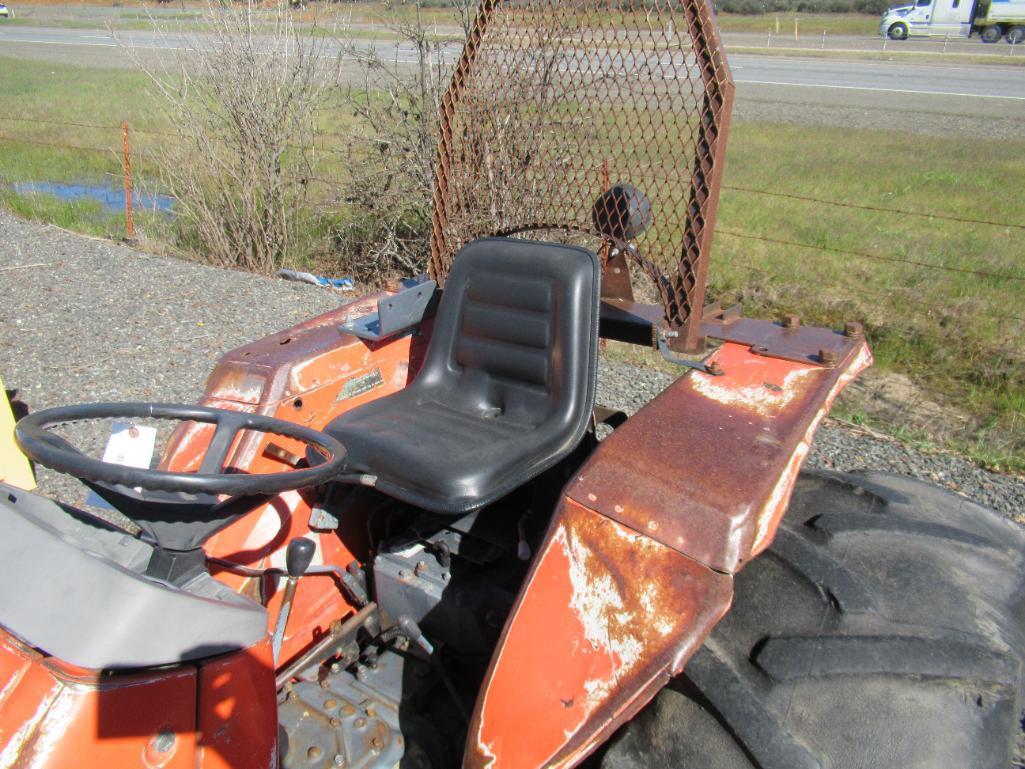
<box><xmin>597</xmin><ymin>470</ymin><xmax>1025</xmax><ymax>769</ymax></box>
<box><xmin>982</xmin><ymin>25</ymin><xmax>1005</xmax><ymax>42</ymax></box>
<box><xmin>887</xmin><ymin>22</ymin><xmax>909</xmax><ymax>40</ymax></box>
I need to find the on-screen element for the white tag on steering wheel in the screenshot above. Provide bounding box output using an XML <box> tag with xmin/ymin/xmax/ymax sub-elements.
<box><xmin>84</xmin><ymin>421</ymin><xmax>157</xmax><ymax>510</ymax></box>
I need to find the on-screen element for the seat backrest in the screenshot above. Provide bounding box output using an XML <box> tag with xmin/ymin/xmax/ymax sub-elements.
<box><xmin>418</xmin><ymin>238</ymin><xmax>600</xmax><ymax>433</ymax></box>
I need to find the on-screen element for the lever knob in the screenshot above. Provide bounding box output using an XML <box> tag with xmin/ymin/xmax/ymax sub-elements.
<box><xmin>285</xmin><ymin>537</ymin><xmax>316</xmax><ymax>578</ymax></box>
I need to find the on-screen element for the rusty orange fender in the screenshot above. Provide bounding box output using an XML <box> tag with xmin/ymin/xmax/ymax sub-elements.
<box><xmin>465</xmin><ymin>337</ymin><xmax>872</xmax><ymax>768</ymax></box>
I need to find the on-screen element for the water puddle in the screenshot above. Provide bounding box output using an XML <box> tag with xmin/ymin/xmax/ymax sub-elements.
<box><xmin>11</xmin><ymin>181</ymin><xmax>175</xmax><ymax>214</ymax></box>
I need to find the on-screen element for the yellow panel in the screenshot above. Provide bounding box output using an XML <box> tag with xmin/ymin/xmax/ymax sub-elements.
<box><xmin>0</xmin><ymin>376</ymin><xmax>35</xmax><ymax>490</ymax></box>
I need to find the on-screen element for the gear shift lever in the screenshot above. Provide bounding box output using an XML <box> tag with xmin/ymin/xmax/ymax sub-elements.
<box><xmin>271</xmin><ymin>537</ymin><xmax>316</xmax><ymax>664</ymax></box>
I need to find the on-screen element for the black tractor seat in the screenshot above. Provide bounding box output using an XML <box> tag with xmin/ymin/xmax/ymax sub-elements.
<box><xmin>325</xmin><ymin>238</ymin><xmax>601</xmax><ymax>514</ymax></box>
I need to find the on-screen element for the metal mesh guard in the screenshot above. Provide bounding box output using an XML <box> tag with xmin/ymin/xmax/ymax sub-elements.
<box><xmin>429</xmin><ymin>0</ymin><xmax>734</xmax><ymax>350</ymax></box>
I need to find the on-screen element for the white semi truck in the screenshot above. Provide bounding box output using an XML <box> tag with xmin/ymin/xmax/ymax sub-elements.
<box><xmin>880</xmin><ymin>0</ymin><xmax>1025</xmax><ymax>42</ymax></box>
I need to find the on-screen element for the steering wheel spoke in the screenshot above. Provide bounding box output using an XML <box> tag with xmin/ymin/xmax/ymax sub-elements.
<box><xmin>197</xmin><ymin>413</ymin><xmax>245</xmax><ymax>476</ymax></box>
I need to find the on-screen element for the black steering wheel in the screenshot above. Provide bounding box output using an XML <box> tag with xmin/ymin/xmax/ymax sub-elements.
<box><xmin>15</xmin><ymin>402</ymin><xmax>346</xmax><ymax>496</ymax></box>
<box><xmin>14</xmin><ymin>403</ymin><xmax>347</xmax><ymax>569</ymax></box>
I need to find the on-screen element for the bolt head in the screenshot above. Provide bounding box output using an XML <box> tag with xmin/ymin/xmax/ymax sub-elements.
<box><xmin>149</xmin><ymin>731</ymin><xmax>175</xmax><ymax>754</ymax></box>
<box><xmin>818</xmin><ymin>348</ymin><xmax>839</xmax><ymax>365</ymax></box>
<box><xmin>844</xmin><ymin>321</ymin><xmax>864</xmax><ymax>338</ymax></box>
<box><xmin>782</xmin><ymin>313</ymin><xmax>800</xmax><ymax>329</ymax></box>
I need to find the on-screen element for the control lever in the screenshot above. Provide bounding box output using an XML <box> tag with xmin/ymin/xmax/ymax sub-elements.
<box><xmin>271</xmin><ymin>537</ymin><xmax>316</xmax><ymax>664</ymax></box>
<box><xmin>304</xmin><ymin>563</ymin><xmax>369</xmax><ymax>607</ymax></box>
<box><xmin>396</xmin><ymin>615</ymin><xmax>469</xmax><ymax>723</ymax></box>
<box><xmin>516</xmin><ymin>516</ymin><xmax>532</xmax><ymax>561</ymax></box>
<box><xmin>397</xmin><ymin>614</ymin><xmax>435</xmax><ymax>656</ymax></box>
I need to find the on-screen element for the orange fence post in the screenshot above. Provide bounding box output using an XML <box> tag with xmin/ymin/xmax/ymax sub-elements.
<box><xmin>121</xmin><ymin>120</ymin><xmax>134</xmax><ymax>241</ymax></box>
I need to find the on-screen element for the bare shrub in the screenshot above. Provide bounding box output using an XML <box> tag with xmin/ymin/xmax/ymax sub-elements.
<box><xmin>327</xmin><ymin>1</ymin><xmax>467</xmax><ymax>283</ymax></box>
<box><xmin>124</xmin><ymin>0</ymin><xmax>333</xmax><ymax>273</ymax></box>
<box><xmin>330</xmin><ymin>0</ymin><xmax>584</xmax><ymax>284</ymax></box>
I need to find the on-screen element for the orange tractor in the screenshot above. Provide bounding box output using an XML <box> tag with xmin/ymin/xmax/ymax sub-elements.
<box><xmin>2</xmin><ymin>0</ymin><xmax>1023</xmax><ymax>767</ymax></box>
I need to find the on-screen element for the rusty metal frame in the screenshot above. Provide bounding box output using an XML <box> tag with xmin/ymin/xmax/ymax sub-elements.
<box><xmin>428</xmin><ymin>0</ymin><xmax>499</xmax><ymax>280</ymax></box>
<box><xmin>428</xmin><ymin>0</ymin><xmax>735</xmax><ymax>352</ymax></box>
<box><xmin>674</xmin><ymin>0</ymin><xmax>734</xmax><ymax>351</ymax></box>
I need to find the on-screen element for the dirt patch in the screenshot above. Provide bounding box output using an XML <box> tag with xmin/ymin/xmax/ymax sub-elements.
<box><xmin>841</xmin><ymin>368</ymin><xmax>976</xmax><ymax>440</ymax></box>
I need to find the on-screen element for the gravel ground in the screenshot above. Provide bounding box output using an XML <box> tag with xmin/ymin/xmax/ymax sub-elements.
<box><xmin>2</xmin><ymin>209</ymin><xmax>1024</xmax><ymax>520</ymax></box>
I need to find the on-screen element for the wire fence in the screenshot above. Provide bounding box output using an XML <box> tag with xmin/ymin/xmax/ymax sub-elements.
<box><xmin>2</xmin><ymin>115</ymin><xmax>1021</xmax><ymax>295</ymax></box>
<box><xmin>2</xmin><ymin>114</ymin><xmax>1021</xmax><ymax>301</ymax></box>
<box><xmin>1</xmin><ymin>113</ymin><xmax>1022</xmax><ymax>467</ymax></box>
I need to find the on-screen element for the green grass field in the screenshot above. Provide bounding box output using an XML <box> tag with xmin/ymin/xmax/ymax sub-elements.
<box><xmin>712</xmin><ymin>122</ymin><xmax>1025</xmax><ymax>471</ymax></box>
<box><xmin>716</xmin><ymin>12</ymin><xmax>879</xmax><ymax>35</ymax></box>
<box><xmin>1</xmin><ymin>54</ymin><xmax>1022</xmax><ymax>471</ymax></box>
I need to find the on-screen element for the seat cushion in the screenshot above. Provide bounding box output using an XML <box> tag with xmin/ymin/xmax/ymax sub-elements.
<box><xmin>326</xmin><ymin>238</ymin><xmax>600</xmax><ymax>514</ymax></box>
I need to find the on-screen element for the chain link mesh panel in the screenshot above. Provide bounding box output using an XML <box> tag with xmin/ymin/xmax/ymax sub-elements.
<box><xmin>429</xmin><ymin>0</ymin><xmax>733</xmax><ymax>350</ymax></box>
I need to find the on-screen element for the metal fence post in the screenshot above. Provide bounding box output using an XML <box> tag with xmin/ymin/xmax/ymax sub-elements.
<box><xmin>121</xmin><ymin>120</ymin><xmax>134</xmax><ymax>241</ymax></box>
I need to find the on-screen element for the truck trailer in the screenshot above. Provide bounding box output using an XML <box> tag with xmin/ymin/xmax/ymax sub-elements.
<box><xmin>880</xmin><ymin>0</ymin><xmax>1025</xmax><ymax>42</ymax></box>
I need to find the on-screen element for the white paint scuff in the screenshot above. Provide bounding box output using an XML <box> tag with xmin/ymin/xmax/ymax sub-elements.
<box><xmin>691</xmin><ymin>362</ymin><xmax>816</xmax><ymax>418</ymax></box>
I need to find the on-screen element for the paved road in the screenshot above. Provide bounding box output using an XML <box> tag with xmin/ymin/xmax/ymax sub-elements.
<box><xmin>3</xmin><ymin>24</ymin><xmax>1024</xmax><ymax>135</ymax></box>
<box><xmin>731</xmin><ymin>55</ymin><xmax>1025</xmax><ymax>101</ymax></box>
<box><xmin>4</xmin><ymin>24</ymin><xmax>1025</xmax><ymax>98</ymax></box>
<box><xmin>3</xmin><ymin>24</ymin><xmax>1024</xmax><ymax>86</ymax></box>
<box><xmin>721</xmin><ymin>29</ymin><xmax>1025</xmax><ymax>55</ymax></box>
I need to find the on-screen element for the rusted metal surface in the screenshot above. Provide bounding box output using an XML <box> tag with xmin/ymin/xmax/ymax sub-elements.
<box><xmin>599</xmin><ymin>297</ymin><xmax>862</xmax><ymax>368</ymax></box>
<box><xmin>673</xmin><ymin>0</ymin><xmax>734</xmax><ymax>352</ymax></box>
<box><xmin>701</xmin><ymin>312</ymin><xmax>862</xmax><ymax>367</ymax></box>
<box><xmin>465</xmin><ymin>498</ymin><xmax>732</xmax><ymax>769</ymax></box>
<box><xmin>599</xmin><ymin>250</ymin><xmax>635</xmax><ymax>302</ymax></box>
<box><xmin>469</xmin><ymin>334</ymin><xmax>871</xmax><ymax>767</ymax></box>
<box><xmin>568</xmin><ymin>334</ymin><xmax>873</xmax><ymax>573</ymax></box>
<box><xmin>429</xmin><ymin>0</ymin><xmax>734</xmax><ymax>351</ymax></box>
